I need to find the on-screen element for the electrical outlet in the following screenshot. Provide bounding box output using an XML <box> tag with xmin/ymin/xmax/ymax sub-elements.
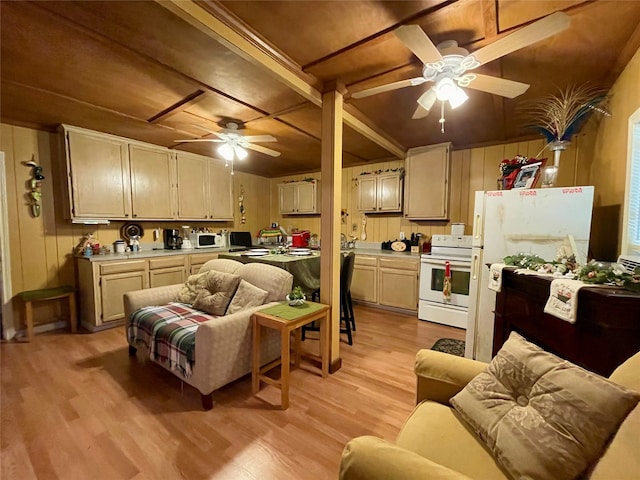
<box><xmin>352</xmin><ymin>223</ymin><xmax>357</xmax><ymax>232</ymax></box>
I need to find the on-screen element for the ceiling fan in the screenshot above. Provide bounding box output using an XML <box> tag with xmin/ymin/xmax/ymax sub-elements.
<box><xmin>175</xmin><ymin>121</ymin><xmax>281</xmax><ymax>173</ymax></box>
<box><xmin>351</xmin><ymin>12</ymin><xmax>570</xmax><ymax>121</ymax></box>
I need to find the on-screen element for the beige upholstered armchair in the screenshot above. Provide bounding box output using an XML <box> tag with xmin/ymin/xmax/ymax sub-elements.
<box><xmin>340</xmin><ymin>344</ymin><xmax>640</xmax><ymax>480</ymax></box>
<box><xmin>124</xmin><ymin>259</ymin><xmax>293</xmax><ymax>409</ymax></box>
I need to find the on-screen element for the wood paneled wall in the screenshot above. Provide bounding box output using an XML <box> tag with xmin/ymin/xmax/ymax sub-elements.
<box><xmin>0</xmin><ymin>124</ymin><xmax>269</xmax><ymax>337</ymax></box>
<box><xmin>269</xmin><ymin>137</ymin><xmax>585</xmax><ymax>244</ymax></box>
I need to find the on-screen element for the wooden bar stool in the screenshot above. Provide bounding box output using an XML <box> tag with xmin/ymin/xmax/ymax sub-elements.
<box><xmin>17</xmin><ymin>286</ymin><xmax>77</xmax><ymax>341</ymax></box>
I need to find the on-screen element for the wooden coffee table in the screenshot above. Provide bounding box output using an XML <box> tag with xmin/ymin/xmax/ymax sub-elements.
<box><xmin>251</xmin><ymin>301</ymin><xmax>330</xmax><ymax>409</ymax></box>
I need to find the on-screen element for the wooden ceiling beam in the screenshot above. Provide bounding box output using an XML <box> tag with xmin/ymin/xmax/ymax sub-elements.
<box><xmin>158</xmin><ymin>0</ymin><xmax>405</xmax><ymax>159</ymax></box>
<box><xmin>482</xmin><ymin>0</ymin><xmax>499</xmax><ymax>38</ymax></box>
<box><xmin>147</xmin><ymin>90</ymin><xmax>207</xmax><ymax>123</ymax></box>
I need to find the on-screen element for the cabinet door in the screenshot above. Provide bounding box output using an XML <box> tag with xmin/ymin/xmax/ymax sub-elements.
<box><xmin>296</xmin><ymin>182</ymin><xmax>317</xmax><ymax>213</ymax></box>
<box><xmin>100</xmin><ymin>271</ymin><xmax>147</xmax><ymax>323</ymax></box>
<box><xmin>129</xmin><ymin>145</ymin><xmax>175</xmax><ymax>219</ymax></box>
<box><xmin>208</xmin><ymin>160</ymin><xmax>233</xmax><ymax>220</ymax></box>
<box><xmin>175</xmin><ymin>153</ymin><xmax>208</xmax><ymax>219</ymax></box>
<box><xmin>149</xmin><ymin>267</ymin><xmax>186</xmax><ymax>288</ymax></box>
<box><xmin>404</xmin><ymin>143</ymin><xmax>451</xmax><ymax>220</ymax></box>
<box><xmin>351</xmin><ymin>263</ymin><xmax>378</xmax><ymax>303</ymax></box>
<box><xmin>189</xmin><ymin>253</ymin><xmax>219</xmax><ymax>274</ymax></box>
<box><xmin>279</xmin><ymin>183</ymin><xmax>297</xmax><ymax>214</ymax></box>
<box><xmin>379</xmin><ymin>267</ymin><xmax>418</xmax><ymax>311</ymax></box>
<box><xmin>357</xmin><ymin>176</ymin><xmax>378</xmax><ymax>212</ymax></box>
<box><xmin>66</xmin><ymin>129</ymin><xmax>131</xmax><ymax>219</ymax></box>
<box><xmin>377</xmin><ymin>173</ymin><xmax>402</xmax><ymax>212</ymax></box>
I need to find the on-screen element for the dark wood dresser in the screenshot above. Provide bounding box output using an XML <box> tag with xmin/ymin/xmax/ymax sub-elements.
<box><xmin>493</xmin><ymin>268</ymin><xmax>640</xmax><ymax>377</ymax></box>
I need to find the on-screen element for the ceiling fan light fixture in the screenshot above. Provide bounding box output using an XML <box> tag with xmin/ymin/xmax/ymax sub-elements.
<box><xmin>217</xmin><ymin>142</ymin><xmax>234</xmax><ymax>161</ymax></box>
<box><xmin>448</xmin><ymin>85</ymin><xmax>469</xmax><ymax>109</ymax></box>
<box><xmin>435</xmin><ymin>77</ymin><xmax>456</xmax><ymax>101</ymax></box>
<box><xmin>234</xmin><ymin>145</ymin><xmax>248</xmax><ymax>160</ymax></box>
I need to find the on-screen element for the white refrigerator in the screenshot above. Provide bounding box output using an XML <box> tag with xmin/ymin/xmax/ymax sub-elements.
<box><xmin>465</xmin><ymin>186</ymin><xmax>595</xmax><ymax>362</ymax></box>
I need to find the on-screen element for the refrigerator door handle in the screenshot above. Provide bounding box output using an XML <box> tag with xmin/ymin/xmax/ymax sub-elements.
<box><xmin>474</xmin><ymin>213</ymin><xmax>483</xmax><ymax>242</ymax></box>
<box><xmin>471</xmin><ymin>252</ymin><xmax>480</xmax><ymax>280</ymax></box>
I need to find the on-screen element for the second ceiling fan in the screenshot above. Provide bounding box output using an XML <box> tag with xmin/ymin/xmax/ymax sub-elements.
<box><xmin>351</xmin><ymin>12</ymin><xmax>570</xmax><ymax>120</ymax></box>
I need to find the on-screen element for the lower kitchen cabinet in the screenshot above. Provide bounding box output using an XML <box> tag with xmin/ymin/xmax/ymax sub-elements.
<box><xmin>76</xmin><ymin>253</ymin><xmax>206</xmax><ymax>331</ymax></box>
<box><xmin>189</xmin><ymin>252</ymin><xmax>220</xmax><ymax>275</ymax></box>
<box><xmin>77</xmin><ymin>259</ymin><xmax>148</xmax><ymax>330</ymax></box>
<box><xmin>351</xmin><ymin>254</ymin><xmax>419</xmax><ymax>312</ymax></box>
<box><xmin>351</xmin><ymin>255</ymin><xmax>378</xmax><ymax>304</ymax></box>
<box><xmin>378</xmin><ymin>257</ymin><xmax>419</xmax><ymax>310</ymax></box>
<box><xmin>148</xmin><ymin>256</ymin><xmax>187</xmax><ymax>288</ymax></box>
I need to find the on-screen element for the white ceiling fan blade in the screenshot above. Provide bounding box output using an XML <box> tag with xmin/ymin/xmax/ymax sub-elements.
<box><xmin>241</xmin><ymin>135</ymin><xmax>277</xmax><ymax>143</ymax></box>
<box><xmin>351</xmin><ymin>77</ymin><xmax>425</xmax><ymax>99</ymax></box>
<box><xmin>472</xmin><ymin>12</ymin><xmax>570</xmax><ymax>66</ymax></box>
<box><xmin>245</xmin><ymin>143</ymin><xmax>281</xmax><ymax>157</ymax></box>
<box><xmin>174</xmin><ymin>138</ymin><xmax>224</xmax><ymax>143</ymax></box>
<box><xmin>465</xmin><ymin>73</ymin><xmax>530</xmax><ymax>98</ymax></box>
<box><xmin>394</xmin><ymin>25</ymin><xmax>443</xmax><ymax>65</ymax></box>
<box><xmin>412</xmin><ymin>89</ymin><xmax>437</xmax><ymax>119</ymax></box>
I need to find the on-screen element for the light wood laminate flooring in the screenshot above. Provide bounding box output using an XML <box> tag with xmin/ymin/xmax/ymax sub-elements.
<box><xmin>1</xmin><ymin>305</ymin><xmax>465</xmax><ymax>479</ymax></box>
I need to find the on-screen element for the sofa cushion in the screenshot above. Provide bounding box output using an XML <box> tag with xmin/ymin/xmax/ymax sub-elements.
<box><xmin>175</xmin><ymin>271</ymin><xmax>211</xmax><ymax>305</ymax></box>
<box><xmin>450</xmin><ymin>332</ymin><xmax>640</xmax><ymax>480</ymax></box>
<box><xmin>192</xmin><ymin>270</ymin><xmax>241</xmax><ymax>316</ymax></box>
<box><xmin>226</xmin><ymin>280</ymin><xmax>269</xmax><ymax>315</ymax></box>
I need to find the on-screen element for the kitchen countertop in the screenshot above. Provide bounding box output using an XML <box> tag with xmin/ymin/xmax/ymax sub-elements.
<box><xmin>75</xmin><ymin>246</ymin><xmax>422</xmax><ymax>262</ymax></box>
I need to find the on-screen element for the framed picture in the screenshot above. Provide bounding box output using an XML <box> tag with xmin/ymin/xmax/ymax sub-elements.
<box><xmin>512</xmin><ymin>161</ymin><xmax>544</xmax><ymax>189</ymax></box>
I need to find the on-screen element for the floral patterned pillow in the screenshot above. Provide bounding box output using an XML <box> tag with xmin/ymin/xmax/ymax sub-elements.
<box><xmin>450</xmin><ymin>332</ymin><xmax>640</xmax><ymax>480</ymax></box>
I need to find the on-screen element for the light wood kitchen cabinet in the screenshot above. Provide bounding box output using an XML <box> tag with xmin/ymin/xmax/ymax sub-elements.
<box><xmin>76</xmin><ymin>258</ymin><xmax>148</xmax><ymax>330</ymax></box>
<box><xmin>278</xmin><ymin>180</ymin><xmax>320</xmax><ymax>214</ymax></box>
<box><xmin>129</xmin><ymin>144</ymin><xmax>175</xmax><ymax>219</ymax></box>
<box><xmin>378</xmin><ymin>257</ymin><xmax>419</xmax><ymax>311</ymax></box>
<box><xmin>189</xmin><ymin>252</ymin><xmax>220</xmax><ymax>275</ymax></box>
<box><xmin>207</xmin><ymin>160</ymin><xmax>234</xmax><ymax>220</ymax></box>
<box><xmin>175</xmin><ymin>152</ymin><xmax>209</xmax><ymax>220</ymax></box>
<box><xmin>351</xmin><ymin>254</ymin><xmax>419</xmax><ymax>312</ymax></box>
<box><xmin>148</xmin><ymin>256</ymin><xmax>187</xmax><ymax>288</ymax></box>
<box><xmin>351</xmin><ymin>255</ymin><xmax>378</xmax><ymax>304</ymax></box>
<box><xmin>175</xmin><ymin>151</ymin><xmax>233</xmax><ymax>220</ymax></box>
<box><xmin>404</xmin><ymin>142</ymin><xmax>451</xmax><ymax>220</ymax></box>
<box><xmin>357</xmin><ymin>172</ymin><xmax>403</xmax><ymax>213</ymax></box>
<box><xmin>63</xmin><ymin>126</ymin><xmax>132</xmax><ymax>219</ymax></box>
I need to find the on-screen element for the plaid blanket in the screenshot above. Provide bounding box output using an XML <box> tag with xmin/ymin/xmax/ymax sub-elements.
<box><xmin>128</xmin><ymin>303</ymin><xmax>215</xmax><ymax>377</ymax></box>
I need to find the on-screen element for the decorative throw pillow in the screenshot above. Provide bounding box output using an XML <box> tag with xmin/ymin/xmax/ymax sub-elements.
<box><xmin>226</xmin><ymin>280</ymin><xmax>269</xmax><ymax>315</ymax></box>
<box><xmin>175</xmin><ymin>271</ymin><xmax>210</xmax><ymax>305</ymax></box>
<box><xmin>192</xmin><ymin>270</ymin><xmax>241</xmax><ymax>316</ymax></box>
<box><xmin>450</xmin><ymin>332</ymin><xmax>640</xmax><ymax>480</ymax></box>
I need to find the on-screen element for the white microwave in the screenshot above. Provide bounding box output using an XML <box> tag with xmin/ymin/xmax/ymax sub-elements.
<box><xmin>189</xmin><ymin>232</ymin><xmax>225</xmax><ymax>248</ymax></box>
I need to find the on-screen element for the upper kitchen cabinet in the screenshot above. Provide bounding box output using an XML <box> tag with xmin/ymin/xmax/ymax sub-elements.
<box><xmin>278</xmin><ymin>180</ymin><xmax>320</xmax><ymax>215</ymax></box>
<box><xmin>207</xmin><ymin>159</ymin><xmax>234</xmax><ymax>221</ymax></box>
<box><xmin>175</xmin><ymin>151</ymin><xmax>233</xmax><ymax>221</ymax></box>
<box><xmin>404</xmin><ymin>143</ymin><xmax>451</xmax><ymax>220</ymax></box>
<box><xmin>357</xmin><ymin>172</ymin><xmax>403</xmax><ymax>213</ymax></box>
<box><xmin>129</xmin><ymin>144</ymin><xmax>175</xmax><ymax>219</ymax></box>
<box><xmin>62</xmin><ymin>126</ymin><xmax>131</xmax><ymax>219</ymax></box>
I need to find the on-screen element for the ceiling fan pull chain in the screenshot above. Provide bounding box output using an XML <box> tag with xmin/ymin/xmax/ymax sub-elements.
<box><xmin>439</xmin><ymin>101</ymin><xmax>446</xmax><ymax>133</ymax></box>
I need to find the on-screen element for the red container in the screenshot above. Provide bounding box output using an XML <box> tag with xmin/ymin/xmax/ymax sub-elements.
<box><xmin>291</xmin><ymin>231</ymin><xmax>310</xmax><ymax>247</ymax></box>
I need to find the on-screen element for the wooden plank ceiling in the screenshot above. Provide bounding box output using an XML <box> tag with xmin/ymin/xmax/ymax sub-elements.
<box><xmin>1</xmin><ymin>0</ymin><xmax>640</xmax><ymax>177</ymax></box>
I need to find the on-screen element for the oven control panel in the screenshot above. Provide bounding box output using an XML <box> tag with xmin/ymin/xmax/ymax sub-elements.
<box><xmin>431</xmin><ymin>234</ymin><xmax>473</xmax><ymax>248</ymax></box>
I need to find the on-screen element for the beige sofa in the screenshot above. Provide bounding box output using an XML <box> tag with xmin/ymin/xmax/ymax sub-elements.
<box><xmin>124</xmin><ymin>259</ymin><xmax>293</xmax><ymax>410</ymax></box>
<box><xmin>340</xmin><ymin>349</ymin><xmax>640</xmax><ymax>480</ymax></box>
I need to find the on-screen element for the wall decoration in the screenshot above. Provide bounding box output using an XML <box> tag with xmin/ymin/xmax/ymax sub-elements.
<box><xmin>23</xmin><ymin>157</ymin><xmax>44</xmax><ymax>217</ymax></box>
<box><xmin>239</xmin><ymin>185</ymin><xmax>246</xmax><ymax>224</ymax></box>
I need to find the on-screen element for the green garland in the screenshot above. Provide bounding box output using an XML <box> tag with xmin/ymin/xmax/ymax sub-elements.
<box><xmin>503</xmin><ymin>254</ymin><xmax>640</xmax><ymax>292</ymax></box>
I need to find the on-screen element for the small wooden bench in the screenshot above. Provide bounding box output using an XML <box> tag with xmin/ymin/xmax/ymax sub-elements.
<box><xmin>17</xmin><ymin>286</ymin><xmax>77</xmax><ymax>341</ymax></box>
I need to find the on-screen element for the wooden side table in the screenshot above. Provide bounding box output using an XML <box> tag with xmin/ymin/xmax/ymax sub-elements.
<box><xmin>251</xmin><ymin>301</ymin><xmax>330</xmax><ymax>409</ymax></box>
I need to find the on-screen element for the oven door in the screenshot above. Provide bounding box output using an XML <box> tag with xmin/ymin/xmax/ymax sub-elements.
<box><xmin>420</xmin><ymin>257</ymin><xmax>471</xmax><ymax>308</ymax></box>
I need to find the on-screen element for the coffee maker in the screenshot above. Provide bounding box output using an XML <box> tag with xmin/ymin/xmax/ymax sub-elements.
<box><xmin>163</xmin><ymin>228</ymin><xmax>182</xmax><ymax>250</ymax></box>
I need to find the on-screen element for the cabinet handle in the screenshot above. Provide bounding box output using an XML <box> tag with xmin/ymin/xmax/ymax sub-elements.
<box><xmin>132</xmin><ymin>213</ymin><xmax>137</xmax><ymax>218</ymax></box>
<box><xmin>124</xmin><ymin>214</ymin><xmax>129</xmax><ymax>217</ymax></box>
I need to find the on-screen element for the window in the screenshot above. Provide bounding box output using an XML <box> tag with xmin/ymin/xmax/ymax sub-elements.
<box><xmin>622</xmin><ymin>108</ymin><xmax>640</xmax><ymax>257</ymax></box>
